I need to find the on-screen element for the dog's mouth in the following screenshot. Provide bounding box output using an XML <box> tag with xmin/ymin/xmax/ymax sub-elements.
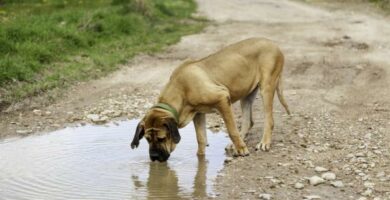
<box><xmin>149</xmin><ymin>150</ymin><xmax>170</xmax><ymax>162</ymax></box>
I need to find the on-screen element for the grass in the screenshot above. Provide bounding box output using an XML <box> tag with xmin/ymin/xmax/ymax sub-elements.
<box><xmin>369</xmin><ymin>0</ymin><xmax>390</xmax><ymax>10</ymax></box>
<box><xmin>302</xmin><ymin>0</ymin><xmax>390</xmax><ymax>12</ymax></box>
<box><xmin>0</xmin><ymin>0</ymin><xmax>206</xmax><ymax>110</ymax></box>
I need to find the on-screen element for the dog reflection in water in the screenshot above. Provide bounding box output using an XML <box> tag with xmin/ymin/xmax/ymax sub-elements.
<box><xmin>132</xmin><ymin>156</ymin><xmax>208</xmax><ymax>199</ymax></box>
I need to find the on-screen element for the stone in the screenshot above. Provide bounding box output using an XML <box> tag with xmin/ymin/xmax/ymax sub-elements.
<box><xmin>321</xmin><ymin>172</ymin><xmax>336</xmax><ymax>180</ymax></box>
<box><xmin>361</xmin><ymin>188</ymin><xmax>372</xmax><ymax>196</ymax></box>
<box><xmin>99</xmin><ymin>116</ymin><xmax>109</xmax><ymax>122</ymax></box>
<box><xmin>376</xmin><ymin>171</ymin><xmax>385</xmax><ymax>178</ymax></box>
<box><xmin>315</xmin><ymin>166</ymin><xmax>328</xmax><ymax>172</ymax></box>
<box><xmin>373</xmin><ymin>150</ymin><xmax>382</xmax><ymax>154</ymax></box>
<box><xmin>294</xmin><ymin>182</ymin><xmax>304</xmax><ymax>189</ymax></box>
<box><xmin>16</xmin><ymin>130</ymin><xmax>32</xmax><ymax>135</ymax></box>
<box><xmin>303</xmin><ymin>195</ymin><xmax>321</xmax><ymax>199</ymax></box>
<box><xmin>224</xmin><ymin>157</ymin><xmax>233</xmax><ymax>164</ymax></box>
<box><xmin>363</xmin><ymin>182</ymin><xmax>374</xmax><ymax>188</ymax></box>
<box><xmin>246</xmin><ymin>189</ymin><xmax>256</xmax><ymax>194</ymax></box>
<box><xmin>86</xmin><ymin>114</ymin><xmax>108</xmax><ymax>123</ymax></box>
<box><xmin>330</xmin><ymin>181</ymin><xmax>344</xmax><ymax>188</ymax></box>
<box><xmin>356</xmin><ymin>152</ymin><xmax>365</xmax><ymax>157</ymax></box>
<box><xmin>309</xmin><ymin>176</ymin><xmax>325</xmax><ymax>186</ymax></box>
<box><xmin>87</xmin><ymin>114</ymin><xmax>100</xmax><ymax>121</ymax></box>
<box><xmin>32</xmin><ymin>109</ymin><xmax>42</xmax><ymax>116</ymax></box>
<box><xmin>259</xmin><ymin>193</ymin><xmax>272</xmax><ymax>200</ymax></box>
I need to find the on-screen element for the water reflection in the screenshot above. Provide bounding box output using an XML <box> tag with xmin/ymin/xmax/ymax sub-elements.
<box><xmin>192</xmin><ymin>156</ymin><xmax>208</xmax><ymax>199</ymax></box>
<box><xmin>132</xmin><ymin>156</ymin><xmax>209</xmax><ymax>200</ymax></box>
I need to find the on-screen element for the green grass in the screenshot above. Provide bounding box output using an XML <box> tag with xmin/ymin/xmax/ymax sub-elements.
<box><xmin>369</xmin><ymin>0</ymin><xmax>390</xmax><ymax>10</ymax></box>
<box><xmin>0</xmin><ymin>0</ymin><xmax>206</xmax><ymax>109</ymax></box>
<box><xmin>303</xmin><ymin>0</ymin><xmax>390</xmax><ymax>12</ymax></box>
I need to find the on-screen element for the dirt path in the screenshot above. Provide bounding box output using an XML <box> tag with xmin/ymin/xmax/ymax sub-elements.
<box><xmin>1</xmin><ymin>0</ymin><xmax>389</xmax><ymax>199</ymax></box>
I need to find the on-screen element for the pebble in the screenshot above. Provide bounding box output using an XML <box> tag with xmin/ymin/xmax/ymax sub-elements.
<box><xmin>330</xmin><ymin>181</ymin><xmax>344</xmax><ymax>188</ymax></box>
<box><xmin>346</xmin><ymin>154</ymin><xmax>354</xmax><ymax>158</ymax></box>
<box><xmin>358</xmin><ymin>172</ymin><xmax>366</xmax><ymax>177</ymax></box>
<box><xmin>87</xmin><ymin>114</ymin><xmax>100</xmax><ymax>121</ymax></box>
<box><xmin>309</xmin><ymin>176</ymin><xmax>325</xmax><ymax>186</ymax></box>
<box><xmin>245</xmin><ymin>189</ymin><xmax>256</xmax><ymax>194</ymax></box>
<box><xmin>259</xmin><ymin>193</ymin><xmax>272</xmax><ymax>200</ymax></box>
<box><xmin>363</xmin><ymin>182</ymin><xmax>374</xmax><ymax>188</ymax></box>
<box><xmin>373</xmin><ymin>150</ymin><xmax>382</xmax><ymax>155</ymax></box>
<box><xmin>294</xmin><ymin>182</ymin><xmax>304</xmax><ymax>189</ymax></box>
<box><xmin>315</xmin><ymin>166</ymin><xmax>328</xmax><ymax>172</ymax></box>
<box><xmin>99</xmin><ymin>116</ymin><xmax>109</xmax><ymax>122</ymax></box>
<box><xmin>321</xmin><ymin>172</ymin><xmax>336</xmax><ymax>180</ymax></box>
<box><xmin>16</xmin><ymin>130</ymin><xmax>32</xmax><ymax>135</ymax></box>
<box><xmin>361</xmin><ymin>188</ymin><xmax>372</xmax><ymax>196</ymax></box>
<box><xmin>86</xmin><ymin>114</ymin><xmax>107</xmax><ymax>123</ymax></box>
<box><xmin>356</xmin><ymin>152</ymin><xmax>365</xmax><ymax>157</ymax></box>
<box><xmin>376</xmin><ymin>171</ymin><xmax>385</xmax><ymax>178</ymax></box>
<box><xmin>32</xmin><ymin>109</ymin><xmax>42</xmax><ymax>116</ymax></box>
<box><xmin>224</xmin><ymin>157</ymin><xmax>233</xmax><ymax>164</ymax></box>
<box><xmin>303</xmin><ymin>195</ymin><xmax>321</xmax><ymax>199</ymax></box>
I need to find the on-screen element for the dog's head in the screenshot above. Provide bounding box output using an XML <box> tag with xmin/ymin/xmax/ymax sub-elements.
<box><xmin>130</xmin><ymin>108</ymin><xmax>180</xmax><ymax>162</ymax></box>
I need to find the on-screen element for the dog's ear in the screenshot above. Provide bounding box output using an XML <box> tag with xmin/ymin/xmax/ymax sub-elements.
<box><xmin>131</xmin><ymin>122</ymin><xmax>145</xmax><ymax>149</ymax></box>
<box><xmin>165</xmin><ymin>118</ymin><xmax>181</xmax><ymax>144</ymax></box>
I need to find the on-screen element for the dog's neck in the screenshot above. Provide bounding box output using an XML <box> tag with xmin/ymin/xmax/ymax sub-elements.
<box><xmin>158</xmin><ymin>84</ymin><xmax>194</xmax><ymax>128</ymax></box>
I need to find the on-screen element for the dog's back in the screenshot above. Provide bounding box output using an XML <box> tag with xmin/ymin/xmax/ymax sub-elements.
<box><xmin>171</xmin><ymin>37</ymin><xmax>284</xmax><ymax>103</ymax></box>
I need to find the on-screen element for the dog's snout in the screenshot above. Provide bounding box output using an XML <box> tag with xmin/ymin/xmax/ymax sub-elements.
<box><xmin>149</xmin><ymin>149</ymin><xmax>170</xmax><ymax>162</ymax></box>
<box><xmin>150</xmin><ymin>151</ymin><xmax>159</xmax><ymax>161</ymax></box>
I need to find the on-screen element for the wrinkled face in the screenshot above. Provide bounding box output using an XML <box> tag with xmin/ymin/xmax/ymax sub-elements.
<box><xmin>130</xmin><ymin>109</ymin><xmax>181</xmax><ymax>162</ymax></box>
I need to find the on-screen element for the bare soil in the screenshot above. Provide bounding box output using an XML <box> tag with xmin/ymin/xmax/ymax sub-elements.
<box><xmin>1</xmin><ymin>0</ymin><xmax>389</xmax><ymax>199</ymax></box>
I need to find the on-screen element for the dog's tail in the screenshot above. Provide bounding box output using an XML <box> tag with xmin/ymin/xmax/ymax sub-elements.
<box><xmin>276</xmin><ymin>74</ymin><xmax>291</xmax><ymax>115</ymax></box>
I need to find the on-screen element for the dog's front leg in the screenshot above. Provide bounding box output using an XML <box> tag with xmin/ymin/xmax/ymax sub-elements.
<box><xmin>194</xmin><ymin>113</ymin><xmax>208</xmax><ymax>155</ymax></box>
<box><xmin>216</xmin><ymin>95</ymin><xmax>249</xmax><ymax>157</ymax></box>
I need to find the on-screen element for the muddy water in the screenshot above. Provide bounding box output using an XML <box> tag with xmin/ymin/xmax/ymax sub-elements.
<box><xmin>0</xmin><ymin>120</ymin><xmax>229</xmax><ymax>200</ymax></box>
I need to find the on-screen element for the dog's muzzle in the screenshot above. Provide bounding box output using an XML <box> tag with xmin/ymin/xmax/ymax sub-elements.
<box><xmin>149</xmin><ymin>149</ymin><xmax>170</xmax><ymax>162</ymax></box>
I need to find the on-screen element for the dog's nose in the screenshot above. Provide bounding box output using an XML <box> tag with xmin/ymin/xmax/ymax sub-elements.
<box><xmin>149</xmin><ymin>150</ymin><xmax>170</xmax><ymax>162</ymax></box>
<box><xmin>150</xmin><ymin>152</ymin><xmax>159</xmax><ymax>161</ymax></box>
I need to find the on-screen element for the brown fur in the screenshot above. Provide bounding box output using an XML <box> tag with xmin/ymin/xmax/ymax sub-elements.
<box><xmin>131</xmin><ymin>37</ymin><xmax>290</xmax><ymax>160</ymax></box>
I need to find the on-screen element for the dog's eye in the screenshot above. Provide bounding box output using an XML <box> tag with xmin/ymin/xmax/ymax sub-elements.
<box><xmin>157</xmin><ymin>138</ymin><xmax>165</xmax><ymax>143</ymax></box>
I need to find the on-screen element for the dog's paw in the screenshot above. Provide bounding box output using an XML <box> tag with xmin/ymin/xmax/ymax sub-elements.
<box><xmin>233</xmin><ymin>145</ymin><xmax>250</xmax><ymax>157</ymax></box>
<box><xmin>255</xmin><ymin>142</ymin><xmax>271</xmax><ymax>151</ymax></box>
<box><xmin>225</xmin><ymin>143</ymin><xmax>249</xmax><ymax>157</ymax></box>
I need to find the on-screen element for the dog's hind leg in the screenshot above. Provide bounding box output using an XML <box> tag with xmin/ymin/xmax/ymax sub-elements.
<box><xmin>240</xmin><ymin>87</ymin><xmax>258</xmax><ymax>139</ymax></box>
<box><xmin>255</xmin><ymin>79</ymin><xmax>276</xmax><ymax>151</ymax></box>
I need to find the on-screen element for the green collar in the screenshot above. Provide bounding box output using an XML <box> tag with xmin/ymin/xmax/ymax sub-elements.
<box><xmin>152</xmin><ymin>103</ymin><xmax>179</xmax><ymax>123</ymax></box>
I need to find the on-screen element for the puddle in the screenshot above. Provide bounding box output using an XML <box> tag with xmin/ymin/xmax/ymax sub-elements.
<box><xmin>0</xmin><ymin>120</ymin><xmax>229</xmax><ymax>200</ymax></box>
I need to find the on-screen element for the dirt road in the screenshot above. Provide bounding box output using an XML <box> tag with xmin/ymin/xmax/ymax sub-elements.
<box><xmin>1</xmin><ymin>0</ymin><xmax>389</xmax><ymax>199</ymax></box>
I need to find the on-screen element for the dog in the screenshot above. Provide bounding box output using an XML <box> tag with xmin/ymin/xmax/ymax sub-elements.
<box><xmin>131</xmin><ymin>38</ymin><xmax>290</xmax><ymax>162</ymax></box>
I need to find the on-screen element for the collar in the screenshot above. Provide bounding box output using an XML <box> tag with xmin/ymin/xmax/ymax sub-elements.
<box><xmin>152</xmin><ymin>103</ymin><xmax>179</xmax><ymax>123</ymax></box>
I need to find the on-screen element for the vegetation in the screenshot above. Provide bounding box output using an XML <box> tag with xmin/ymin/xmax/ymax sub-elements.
<box><xmin>369</xmin><ymin>0</ymin><xmax>390</xmax><ymax>10</ymax></box>
<box><xmin>305</xmin><ymin>0</ymin><xmax>390</xmax><ymax>11</ymax></box>
<box><xmin>0</xmin><ymin>0</ymin><xmax>206</xmax><ymax>108</ymax></box>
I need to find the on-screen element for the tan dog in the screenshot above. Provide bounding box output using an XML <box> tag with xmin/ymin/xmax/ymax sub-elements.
<box><xmin>131</xmin><ymin>38</ymin><xmax>290</xmax><ymax>162</ymax></box>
